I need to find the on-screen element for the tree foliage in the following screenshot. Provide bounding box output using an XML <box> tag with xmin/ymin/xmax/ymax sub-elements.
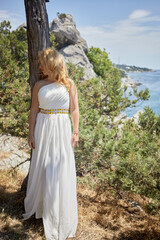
<box><xmin>87</xmin><ymin>46</ymin><xmax>113</xmax><ymax>78</ymax></box>
<box><xmin>87</xmin><ymin>46</ymin><xmax>150</xmax><ymax>115</ymax></box>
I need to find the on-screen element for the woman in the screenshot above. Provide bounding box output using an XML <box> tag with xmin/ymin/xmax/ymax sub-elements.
<box><xmin>22</xmin><ymin>48</ymin><xmax>79</xmax><ymax>240</ymax></box>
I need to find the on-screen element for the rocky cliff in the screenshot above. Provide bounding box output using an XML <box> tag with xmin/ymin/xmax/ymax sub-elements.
<box><xmin>49</xmin><ymin>14</ymin><xmax>97</xmax><ymax>80</ymax></box>
<box><xmin>18</xmin><ymin>14</ymin><xmax>97</xmax><ymax>80</ymax></box>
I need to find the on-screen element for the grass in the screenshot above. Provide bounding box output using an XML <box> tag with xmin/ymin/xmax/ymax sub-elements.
<box><xmin>0</xmin><ymin>167</ymin><xmax>160</xmax><ymax>240</ymax></box>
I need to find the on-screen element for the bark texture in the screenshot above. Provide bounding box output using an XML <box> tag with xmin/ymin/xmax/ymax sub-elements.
<box><xmin>24</xmin><ymin>0</ymin><xmax>50</xmax><ymax>92</ymax></box>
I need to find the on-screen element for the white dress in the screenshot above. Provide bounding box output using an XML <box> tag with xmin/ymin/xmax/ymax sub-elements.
<box><xmin>22</xmin><ymin>82</ymin><xmax>78</xmax><ymax>240</ymax></box>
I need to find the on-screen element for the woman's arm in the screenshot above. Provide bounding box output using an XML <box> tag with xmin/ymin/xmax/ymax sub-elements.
<box><xmin>69</xmin><ymin>79</ymin><xmax>79</xmax><ymax>147</ymax></box>
<box><xmin>28</xmin><ymin>82</ymin><xmax>40</xmax><ymax>149</ymax></box>
<box><xmin>69</xmin><ymin>79</ymin><xmax>79</xmax><ymax>131</ymax></box>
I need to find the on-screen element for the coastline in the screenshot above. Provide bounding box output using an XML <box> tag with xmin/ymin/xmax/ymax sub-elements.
<box><xmin>121</xmin><ymin>70</ymin><xmax>160</xmax><ymax>117</ymax></box>
<box><xmin>120</xmin><ymin>68</ymin><xmax>159</xmax><ymax>88</ymax></box>
<box><xmin>121</xmin><ymin>75</ymin><xmax>142</xmax><ymax>88</ymax></box>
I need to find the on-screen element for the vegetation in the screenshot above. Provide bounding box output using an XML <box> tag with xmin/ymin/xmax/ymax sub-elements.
<box><xmin>57</xmin><ymin>12</ymin><xmax>67</xmax><ymax>19</ymax></box>
<box><xmin>0</xmin><ymin>21</ymin><xmax>30</xmax><ymax>136</ymax></box>
<box><xmin>86</xmin><ymin>46</ymin><xmax>150</xmax><ymax>114</ymax></box>
<box><xmin>67</xmin><ymin>47</ymin><xmax>160</xmax><ymax>208</ymax></box>
<box><xmin>0</xmin><ymin>20</ymin><xmax>160</xmax><ymax>215</ymax></box>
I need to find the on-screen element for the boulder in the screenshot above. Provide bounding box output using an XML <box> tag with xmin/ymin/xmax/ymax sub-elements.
<box><xmin>50</xmin><ymin>14</ymin><xmax>88</xmax><ymax>53</ymax></box>
<box><xmin>16</xmin><ymin>22</ymin><xmax>27</xmax><ymax>30</ymax></box>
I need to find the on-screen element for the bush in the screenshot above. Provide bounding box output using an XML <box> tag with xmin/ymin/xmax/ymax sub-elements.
<box><xmin>96</xmin><ymin>119</ymin><xmax>160</xmax><ymax>200</ymax></box>
<box><xmin>139</xmin><ymin>106</ymin><xmax>160</xmax><ymax>135</ymax></box>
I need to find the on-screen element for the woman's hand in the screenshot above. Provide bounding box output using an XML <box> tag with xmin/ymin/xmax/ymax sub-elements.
<box><xmin>71</xmin><ymin>132</ymin><xmax>79</xmax><ymax>148</ymax></box>
<box><xmin>28</xmin><ymin>135</ymin><xmax>35</xmax><ymax>149</ymax></box>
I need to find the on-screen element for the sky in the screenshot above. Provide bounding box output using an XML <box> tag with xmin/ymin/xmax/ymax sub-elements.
<box><xmin>0</xmin><ymin>0</ymin><xmax>160</xmax><ymax>70</ymax></box>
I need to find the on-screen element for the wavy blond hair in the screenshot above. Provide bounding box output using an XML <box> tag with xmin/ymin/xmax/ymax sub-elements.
<box><xmin>38</xmin><ymin>48</ymin><xmax>71</xmax><ymax>93</ymax></box>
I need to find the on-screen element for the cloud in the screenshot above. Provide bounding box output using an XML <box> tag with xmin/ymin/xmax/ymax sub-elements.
<box><xmin>78</xmin><ymin>9</ymin><xmax>160</xmax><ymax>69</ymax></box>
<box><xmin>0</xmin><ymin>10</ymin><xmax>24</xmax><ymax>29</ymax></box>
<box><xmin>129</xmin><ymin>9</ymin><xmax>151</xmax><ymax>19</ymax></box>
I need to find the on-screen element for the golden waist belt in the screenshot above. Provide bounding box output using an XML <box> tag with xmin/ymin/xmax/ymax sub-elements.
<box><xmin>39</xmin><ymin>108</ymin><xmax>69</xmax><ymax>114</ymax></box>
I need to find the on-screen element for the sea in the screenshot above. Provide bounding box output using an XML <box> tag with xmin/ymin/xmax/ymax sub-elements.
<box><xmin>122</xmin><ymin>70</ymin><xmax>160</xmax><ymax>117</ymax></box>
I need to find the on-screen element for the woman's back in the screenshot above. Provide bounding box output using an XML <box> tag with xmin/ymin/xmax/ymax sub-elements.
<box><xmin>22</xmin><ymin>81</ymin><xmax>78</xmax><ymax>240</ymax></box>
<box><xmin>38</xmin><ymin>81</ymin><xmax>69</xmax><ymax>110</ymax></box>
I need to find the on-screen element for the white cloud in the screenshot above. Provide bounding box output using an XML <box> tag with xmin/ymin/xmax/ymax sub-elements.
<box><xmin>0</xmin><ymin>10</ymin><xmax>24</xmax><ymax>29</ymax></box>
<box><xmin>78</xmin><ymin>9</ymin><xmax>160</xmax><ymax>69</ymax></box>
<box><xmin>129</xmin><ymin>9</ymin><xmax>151</xmax><ymax>19</ymax></box>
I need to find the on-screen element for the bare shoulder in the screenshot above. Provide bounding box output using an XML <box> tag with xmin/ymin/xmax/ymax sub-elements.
<box><xmin>68</xmin><ymin>78</ymin><xmax>76</xmax><ymax>87</ymax></box>
<box><xmin>68</xmin><ymin>78</ymin><xmax>74</xmax><ymax>84</ymax></box>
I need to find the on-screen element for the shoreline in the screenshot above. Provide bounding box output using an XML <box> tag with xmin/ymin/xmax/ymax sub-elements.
<box><xmin>125</xmin><ymin>69</ymin><xmax>155</xmax><ymax>73</ymax></box>
<box><xmin>121</xmin><ymin>75</ymin><xmax>142</xmax><ymax>88</ymax></box>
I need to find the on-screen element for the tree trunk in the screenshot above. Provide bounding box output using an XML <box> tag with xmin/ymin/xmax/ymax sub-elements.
<box><xmin>24</xmin><ymin>0</ymin><xmax>50</xmax><ymax>92</ymax></box>
<box><xmin>21</xmin><ymin>0</ymin><xmax>50</xmax><ymax>193</ymax></box>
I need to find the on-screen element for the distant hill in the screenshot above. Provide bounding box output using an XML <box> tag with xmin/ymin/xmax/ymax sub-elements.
<box><xmin>113</xmin><ymin>64</ymin><xmax>152</xmax><ymax>72</ymax></box>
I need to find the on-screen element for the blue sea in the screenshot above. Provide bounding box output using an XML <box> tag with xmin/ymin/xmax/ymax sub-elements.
<box><xmin>122</xmin><ymin>70</ymin><xmax>160</xmax><ymax>117</ymax></box>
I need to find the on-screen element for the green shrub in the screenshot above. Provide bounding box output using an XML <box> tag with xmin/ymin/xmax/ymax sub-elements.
<box><xmin>139</xmin><ymin>106</ymin><xmax>160</xmax><ymax>135</ymax></box>
<box><xmin>96</xmin><ymin>119</ymin><xmax>160</xmax><ymax>200</ymax></box>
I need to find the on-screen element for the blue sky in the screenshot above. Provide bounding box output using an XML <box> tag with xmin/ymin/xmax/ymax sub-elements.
<box><xmin>0</xmin><ymin>0</ymin><xmax>160</xmax><ymax>69</ymax></box>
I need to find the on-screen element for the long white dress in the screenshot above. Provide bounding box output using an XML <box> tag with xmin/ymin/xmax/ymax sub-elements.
<box><xmin>22</xmin><ymin>82</ymin><xmax>78</xmax><ymax>240</ymax></box>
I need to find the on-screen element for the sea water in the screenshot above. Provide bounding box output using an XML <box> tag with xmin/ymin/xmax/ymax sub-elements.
<box><xmin>122</xmin><ymin>70</ymin><xmax>160</xmax><ymax>117</ymax></box>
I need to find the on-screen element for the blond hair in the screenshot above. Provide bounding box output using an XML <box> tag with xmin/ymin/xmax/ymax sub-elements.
<box><xmin>38</xmin><ymin>48</ymin><xmax>71</xmax><ymax>92</ymax></box>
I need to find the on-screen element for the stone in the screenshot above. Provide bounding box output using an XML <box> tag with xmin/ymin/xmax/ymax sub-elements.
<box><xmin>16</xmin><ymin>23</ymin><xmax>27</xmax><ymax>30</ymax></box>
<box><xmin>50</xmin><ymin>14</ymin><xmax>88</xmax><ymax>53</ymax></box>
<box><xmin>121</xmin><ymin>76</ymin><xmax>142</xmax><ymax>88</ymax></box>
<box><xmin>112</xmin><ymin>112</ymin><xmax>128</xmax><ymax>125</ymax></box>
<box><xmin>59</xmin><ymin>44</ymin><xmax>97</xmax><ymax>80</ymax></box>
<box><xmin>0</xmin><ymin>134</ymin><xmax>30</xmax><ymax>174</ymax></box>
<box><xmin>131</xmin><ymin>109</ymin><xmax>144</xmax><ymax>124</ymax></box>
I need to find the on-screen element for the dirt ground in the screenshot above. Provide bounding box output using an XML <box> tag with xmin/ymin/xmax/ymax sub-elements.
<box><xmin>0</xmin><ymin>168</ymin><xmax>160</xmax><ymax>240</ymax></box>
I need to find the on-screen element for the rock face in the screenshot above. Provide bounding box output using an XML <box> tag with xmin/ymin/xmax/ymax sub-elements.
<box><xmin>59</xmin><ymin>44</ymin><xmax>97</xmax><ymax>80</ymax></box>
<box><xmin>0</xmin><ymin>134</ymin><xmax>30</xmax><ymax>174</ymax></box>
<box><xmin>16</xmin><ymin>23</ymin><xmax>27</xmax><ymax>30</ymax></box>
<box><xmin>50</xmin><ymin>14</ymin><xmax>97</xmax><ymax>80</ymax></box>
<box><xmin>18</xmin><ymin>15</ymin><xmax>97</xmax><ymax>80</ymax></box>
<box><xmin>50</xmin><ymin>14</ymin><xmax>88</xmax><ymax>53</ymax></box>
